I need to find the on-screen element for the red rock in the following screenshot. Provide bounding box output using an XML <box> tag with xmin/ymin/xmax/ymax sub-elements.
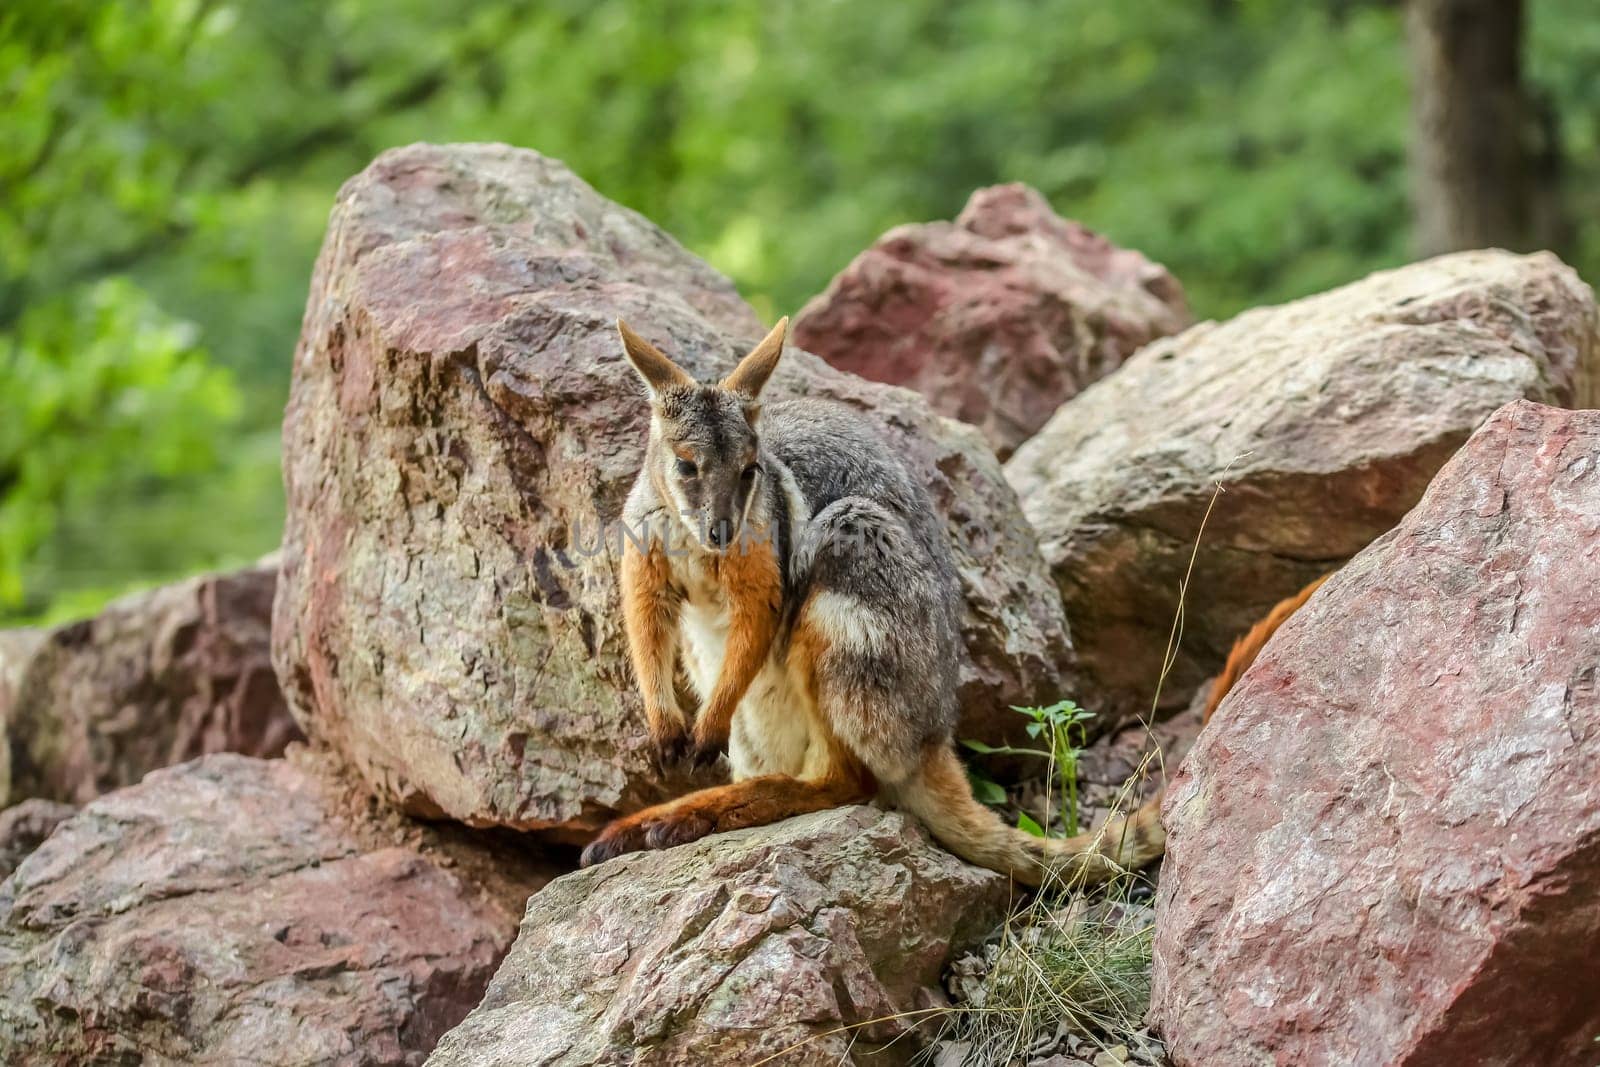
<box><xmin>0</xmin><ymin>753</ymin><xmax>558</xmax><ymax>1064</ymax></box>
<box><xmin>794</xmin><ymin>183</ymin><xmax>1189</xmax><ymax>459</ymax></box>
<box><xmin>1150</xmin><ymin>400</ymin><xmax>1600</xmax><ymax>1064</ymax></box>
<box><xmin>4</xmin><ymin>560</ymin><xmax>300</xmax><ymax>805</ymax></box>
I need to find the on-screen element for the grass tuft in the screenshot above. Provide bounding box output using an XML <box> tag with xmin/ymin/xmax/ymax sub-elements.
<box><xmin>926</xmin><ymin>739</ymin><xmax>1168</xmax><ymax>1066</ymax></box>
<box><xmin>934</xmin><ymin>893</ymin><xmax>1159</xmax><ymax>1064</ymax></box>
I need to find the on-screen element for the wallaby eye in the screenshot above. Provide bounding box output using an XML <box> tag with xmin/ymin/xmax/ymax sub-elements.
<box><xmin>675</xmin><ymin>458</ymin><xmax>697</xmax><ymax>478</ymax></box>
<box><xmin>741</xmin><ymin>463</ymin><xmax>761</xmax><ymax>481</ymax></box>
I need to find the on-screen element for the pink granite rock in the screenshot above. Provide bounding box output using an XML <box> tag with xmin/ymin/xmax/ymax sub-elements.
<box><xmin>1150</xmin><ymin>400</ymin><xmax>1600</xmax><ymax>1064</ymax></box>
<box><xmin>794</xmin><ymin>183</ymin><xmax>1189</xmax><ymax>459</ymax></box>
<box><xmin>4</xmin><ymin>560</ymin><xmax>300</xmax><ymax>805</ymax></box>
<box><xmin>0</xmin><ymin>753</ymin><xmax>558</xmax><ymax>1064</ymax></box>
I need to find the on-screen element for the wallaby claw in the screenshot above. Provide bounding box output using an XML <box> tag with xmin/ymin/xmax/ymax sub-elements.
<box><xmin>687</xmin><ymin>732</ymin><xmax>726</xmax><ymax>770</ymax></box>
<box><xmin>580</xmin><ymin>807</ymin><xmax>716</xmax><ymax>868</ymax></box>
<box><xmin>650</xmin><ymin>726</ymin><xmax>692</xmax><ymax>773</ymax></box>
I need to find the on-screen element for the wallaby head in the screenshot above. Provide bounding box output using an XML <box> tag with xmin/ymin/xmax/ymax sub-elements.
<box><xmin>617</xmin><ymin>317</ymin><xmax>788</xmax><ymax>553</ymax></box>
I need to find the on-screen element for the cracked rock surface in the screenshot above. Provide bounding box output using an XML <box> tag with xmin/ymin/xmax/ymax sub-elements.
<box><xmin>1006</xmin><ymin>250</ymin><xmax>1599</xmax><ymax>724</ymax></box>
<box><xmin>273</xmin><ymin>142</ymin><xmax>1076</xmax><ymax>836</ymax></box>
<box><xmin>0</xmin><ymin>752</ymin><xmax>559</xmax><ymax>1065</ymax></box>
<box><xmin>427</xmin><ymin>806</ymin><xmax>1010</xmax><ymax>1067</ymax></box>
<box><xmin>1150</xmin><ymin>401</ymin><xmax>1600</xmax><ymax>1065</ymax></box>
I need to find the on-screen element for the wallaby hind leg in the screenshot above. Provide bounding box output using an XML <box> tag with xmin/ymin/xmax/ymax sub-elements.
<box><xmin>579</xmin><ymin>766</ymin><xmax>874</xmax><ymax>868</ymax></box>
<box><xmin>792</xmin><ymin>503</ymin><xmax>1165</xmax><ymax>886</ymax></box>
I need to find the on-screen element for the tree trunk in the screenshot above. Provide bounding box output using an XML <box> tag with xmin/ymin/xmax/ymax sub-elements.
<box><xmin>1406</xmin><ymin>0</ymin><xmax>1542</xmax><ymax>255</ymax></box>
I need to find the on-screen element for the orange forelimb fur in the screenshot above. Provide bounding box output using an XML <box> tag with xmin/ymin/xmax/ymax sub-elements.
<box><xmin>588</xmin><ymin>618</ymin><xmax>872</xmax><ymax>864</ymax></box>
<box><xmin>692</xmin><ymin>541</ymin><xmax>783</xmax><ymax>756</ymax></box>
<box><xmin>620</xmin><ymin>538</ymin><xmax>687</xmax><ymax>762</ymax></box>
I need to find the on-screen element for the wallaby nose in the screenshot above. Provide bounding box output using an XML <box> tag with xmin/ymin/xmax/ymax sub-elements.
<box><xmin>708</xmin><ymin>518</ymin><xmax>733</xmax><ymax>548</ymax></box>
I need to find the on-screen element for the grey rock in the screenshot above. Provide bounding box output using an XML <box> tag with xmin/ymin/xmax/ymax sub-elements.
<box><xmin>1006</xmin><ymin>250</ymin><xmax>1598</xmax><ymax>723</ymax></box>
<box><xmin>427</xmin><ymin>806</ymin><xmax>1010</xmax><ymax>1066</ymax></box>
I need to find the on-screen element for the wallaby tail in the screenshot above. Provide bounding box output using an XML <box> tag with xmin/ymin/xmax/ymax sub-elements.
<box><xmin>894</xmin><ymin>746</ymin><xmax>1165</xmax><ymax>888</ymax></box>
<box><xmin>1203</xmin><ymin>572</ymin><xmax>1332</xmax><ymax>723</ymax></box>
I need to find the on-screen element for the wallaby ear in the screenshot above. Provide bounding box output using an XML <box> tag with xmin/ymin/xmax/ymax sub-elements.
<box><xmin>617</xmin><ymin>319</ymin><xmax>693</xmax><ymax>397</ymax></box>
<box><xmin>721</xmin><ymin>316</ymin><xmax>788</xmax><ymax>401</ymax></box>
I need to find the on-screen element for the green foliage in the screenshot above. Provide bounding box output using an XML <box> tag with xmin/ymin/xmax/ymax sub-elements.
<box><xmin>965</xmin><ymin>765</ymin><xmax>1008</xmax><ymax>807</ymax></box>
<box><xmin>1021</xmin><ymin>700</ymin><xmax>1096</xmax><ymax>836</ymax></box>
<box><xmin>1015</xmin><ymin>810</ymin><xmax>1047</xmax><ymax>838</ymax></box>
<box><xmin>0</xmin><ymin>279</ymin><xmax>237</xmax><ymax>612</ymax></box>
<box><xmin>3</xmin><ymin>0</ymin><xmax>1599</xmax><ymax>620</ymax></box>
<box><xmin>964</xmin><ymin>699</ymin><xmax>1096</xmax><ymax>835</ymax></box>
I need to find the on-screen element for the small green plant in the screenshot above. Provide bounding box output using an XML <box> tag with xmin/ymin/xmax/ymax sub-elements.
<box><xmin>937</xmin><ymin>707</ymin><xmax>1172</xmax><ymax>1066</ymax></box>
<box><xmin>963</xmin><ymin>699</ymin><xmax>1096</xmax><ymax>835</ymax></box>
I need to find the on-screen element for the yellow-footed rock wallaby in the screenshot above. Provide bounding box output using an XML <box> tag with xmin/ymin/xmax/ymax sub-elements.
<box><xmin>581</xmin><ymin>316</ymin><xmax>1324</xmax><ymax>883</ymax></box>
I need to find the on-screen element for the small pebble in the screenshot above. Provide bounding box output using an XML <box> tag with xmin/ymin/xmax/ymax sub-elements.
<box><xmin>931</xmin><ymin>1040</ymin><xmax>972</xmax><ymax>1067</ymax></box>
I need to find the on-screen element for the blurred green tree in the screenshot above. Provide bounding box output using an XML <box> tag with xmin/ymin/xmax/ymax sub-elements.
<box><xmin>0</xmin><ymin>280</ymin><xmax>236</xmax><ymax>610</ymax></box>
<box><xmin>1</xmin><ymin>0</ymin><xmax>1596</xmax><ymax>621</ymax></box>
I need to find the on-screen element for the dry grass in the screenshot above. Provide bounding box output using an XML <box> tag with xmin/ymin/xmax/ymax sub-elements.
<box><xmin>924</xmin><ymin>742</ymin><xmax>1168</xmax><ymax>1066</ymax></box>
<box><xmin>933</xmin><ymin>898</ymin><xmax>1158</xmax><ymax>1063</ymax></box>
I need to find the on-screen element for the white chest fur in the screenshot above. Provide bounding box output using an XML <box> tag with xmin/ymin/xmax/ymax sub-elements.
<box><xmin>673</xmin><ymin>557</ymin><xmax>824</xmax><ymax>781</ymax></box>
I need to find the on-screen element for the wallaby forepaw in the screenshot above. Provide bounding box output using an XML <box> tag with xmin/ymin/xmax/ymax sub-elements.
<box><xmin>649</xmin><ymin>725</ymin><xmax>692</xmax><ymax>773</ymax></box>
<box><xmin>579</xmin><ymin>807</ymin><xmax>718</xmax><ymax>868</ymax></box>
<box><xmin>687</xmin><ymin>734</ymin><xmax>726</xmax><ymax>770</ymax></box>
<box><xmin>644</xmin><ymin>809</ymin><xmax>714</xmax><ymax>850</ymax></box>
<box><xmin>577</xmin><ymin>838</ymin><xmax>611</xmax><ymax>868</ymax></box>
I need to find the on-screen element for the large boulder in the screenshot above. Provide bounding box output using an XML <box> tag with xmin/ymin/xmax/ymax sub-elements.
<box><xmin>793</xmin><ymin>183</ymin><xmax>1189</xmax><ymax>459</ymax></box>
<box><xmin>1150</xmin><ymin>401</ymin><xmax>1600</xmax><ymax>1065</ymax></box>
<box><xmin>0</xmin><ymin>752</ymin><xmax>559</xmax><ymax>1065</ymax></box>
<box><xmin>273</xmin><ymin>142</ymin><xmax>1075</xmax><ymax>836</ymax></box>
<box><xmin>1006</xmin><ymin>250</ymin><xmax>1599</xmax><ymax>723</ymax></box>
<box><xmin>427</xmin><ymin>806</ymin><xmax>1009</xmax><ymax>1066</ymax></box>
<box><xmin>5</xmin><ymin>560</ymin><xmax>300</xmax><ymax>805</ymax></box>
